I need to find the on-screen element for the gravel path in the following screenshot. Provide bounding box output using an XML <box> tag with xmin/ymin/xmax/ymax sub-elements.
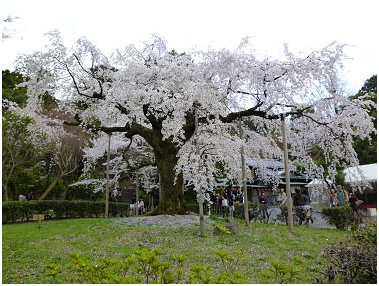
<box><xmin>113</xmin><ymin>210</ymin><xmax>337</xmax><ymax>229</ymax></box>
<box><xmin>114</xmin><ymin>214</ymin><xmax>211</xmax><ymax>226</ymax></box>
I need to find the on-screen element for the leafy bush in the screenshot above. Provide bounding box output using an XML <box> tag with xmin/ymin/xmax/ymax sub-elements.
<box><xmin>233</xmin><ymin>202</ymin><xmax>260</xmax><ymax>221</ymax></box>
<box><xmin>47</xmin><ymin>248</ymin><xmax>249</xmax><ymax>284</ymax></box>
<box><xmin>321</xmin><ymin>206</ymin><xmax>354</xmax><ymax>230</ymax></box>
<box><xmin>319</xmin><ymin>223</ymin><xmax>377</xmax><ymax>284</ymax></box>
<box><xmin>2</xmin><ymin>200</ymin><xmax>130</xmax><ymax>223</ymax></box>
<box><xmin>260</xmin><ymin>257</ymin><xmax>303</xmax><ymax>284</ymax></box>
<box><xmin>352</xmin><ymin>222</ymin><xmax>377</xmax><ymax>244</ymax></box>
<box><xmin>185</xmin><ymin>203</ymin><xmax>200</xmax><ymax>214</ymax></box>
<box><xmin>216</xmin><ymin>225</ymin><xmax>231</xmax><ymax>234</ymax></box>
<box><xmin>319</xmin><ymin>243</ymin><xmax>377</xmax><ymax>284</ymax></box>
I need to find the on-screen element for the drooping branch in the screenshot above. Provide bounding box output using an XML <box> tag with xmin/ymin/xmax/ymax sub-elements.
<box><xmin>73</xmin><ymin>53</ymin><xmax>104</xmax><ymax>99</ymax></box>
<box><xmin>63</xmin><ymin>111</ymin><xmax>157</xmax><ymax>148</ymax></box>
<box><xmin>143</xmin><ymin>104</ymin><xmax>162</xmax><ymax>130</ymax></box>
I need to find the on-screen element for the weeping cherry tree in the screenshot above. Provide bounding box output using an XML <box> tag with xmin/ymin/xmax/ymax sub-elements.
<box><xmin>16</xmin><ymin>32</ymin><xmax>376</xmax><ymax>214</ymax></box>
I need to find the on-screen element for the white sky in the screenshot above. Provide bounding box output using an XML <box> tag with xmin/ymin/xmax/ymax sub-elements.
<box><xmin>1</xmin><ymin>0</ymin><xmax>378</xmax><ymax>93</ymax></box>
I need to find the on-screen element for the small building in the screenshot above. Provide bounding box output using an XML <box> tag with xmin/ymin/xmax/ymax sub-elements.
<box><xmin>308</xmin><ymin>163</ymin><xmax>377</xmax><ymax>211</ymax></box>
<box><xmin>227</xmin><ymin>159</ymin><xmax>312</xmax><ymax>205</ymax></box>
<box><xmin>344</xmin><ymin>163</ymin><xmax>377</xmax><ymax>209</ymax></box>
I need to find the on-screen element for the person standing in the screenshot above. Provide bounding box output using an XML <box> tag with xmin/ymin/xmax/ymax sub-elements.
<box><xmin>329</xmin><ymin>188</ymin><xmax>338</xmax><ymax>207</ymax></box>
<box><xmin>117</xmin><ymin>189</ymin><xmax>122</xmax><ymax>202</ymax></box>
<box><xmin>302</xmin><ymin>189</ymin><xmax>313</xmax><ymax>224</ymax></box>
<box><xmin>292</xmin><ymin>189</ymin><xmax>305</xmax><ymax>207</ymax></box>
<box><xmin>138</xmin><ymin>198</ymin><xmax>145</xmax><ymax>213</ymax></box>
<box><xmin>278</xmin><ymin>188</ymin><xmax>287</xmax><ymax>207</ymax></box>
<box><xmin>278</xmin><ymin>188</ymin><xmax>288</xmax><ymax>223</ymax></box>
<box><xmin>26</xmin><ymin>191</ymin><xmax>33</xmax><ymax>201</ymax></box>
<box><xmin>348</xmin><ymin>191</ymin><xmax>359</xmax><ymax>216</ymax></box>
<box><xmin>239</xmin><ymin>191</ymin><xmax>244</xmax><ymax>204</ymax></box>
<box><xmin>210</xmin><ymin>190</ymin><xmax>217</xmax><ymax>211</ymax></box>
<box><xmin>228</xmin><ymin>191</ymin><xmax>236</xmax><ymax>216</ymax></box>
<box><xmin>113</xmin><ymin>189</ymin><xmax>118</xmax><ymax>202</ymax></box>
<box><xmin>259</xmin><ymin>191</ymin><xmax>270</xmax><ymax>220</ymax></box>
<box><xmin>293</xmin><ymin>188</ymin><xmax>305</xmax><ymax>225</ymax></box>
<box><xmin>336</xmin><ymin>185</ymin><xmax>349</xmax><ymax>206</ymax></box>
<box><xmin>274</xmin><ymin>188</ymin><xmax>280</xmax><ymax>206</ymax></box>
<box><xmin>221</xmin><ymin>193</ymin><xmax>228</xmax><ymax>217</ymax></box>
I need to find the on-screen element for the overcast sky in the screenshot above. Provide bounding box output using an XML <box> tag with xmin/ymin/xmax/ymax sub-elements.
<box><xmin>2</xmin><ymin>0</ymin><xmax>378</xmax><ymax>93</ymax></box>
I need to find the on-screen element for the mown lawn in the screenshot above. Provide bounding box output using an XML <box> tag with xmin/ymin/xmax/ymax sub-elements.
<box><xmin>2</xmin><ymin>217</ymin><xmax>349</xmax><ymax>283</ymax></box>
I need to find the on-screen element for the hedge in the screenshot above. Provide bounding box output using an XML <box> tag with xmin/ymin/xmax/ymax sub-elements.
<box><xmin>321</xmin><ymin>206</ymin><xmax>355</xmax><ymax>230</ymax></box>
<box><xmin>2</xmin><ymin>200</ymin><xmax>131</xmax><ymax>224</ymax></box>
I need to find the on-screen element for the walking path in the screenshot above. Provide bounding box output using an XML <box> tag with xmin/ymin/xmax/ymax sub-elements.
<box><xmin>267</xmin><ymin>207</ymin><xmax>336</xmax><ymax>229</ymax></box>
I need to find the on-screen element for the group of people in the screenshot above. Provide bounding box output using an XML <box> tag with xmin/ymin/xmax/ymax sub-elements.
<box><xmin>19</xmin><ymin>191</ymin><xmax>34</xmax><ymax>201</ymax></box>
<box><xmin>209</xmin><ymin>189</ymin><xmax>243</xmax><ymax>215</ymax></box>
<box><xmin>329</xmin><ymin>185</ymin><xmax>362</xmax><ymax>215</ymax></box>
<box><xmin>259</xmin><ymin>188</ymin><xmax>313</xmax><ymax>224</ymax></box>
<box><xmin>292</xmin><ymin>188</ymin><xmax>313</xmax><ymax>224</ymax></box>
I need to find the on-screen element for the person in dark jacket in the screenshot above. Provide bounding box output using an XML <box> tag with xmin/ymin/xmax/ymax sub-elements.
<box><xmin>210</xmin><ymin>190</ymin><xmax>217</xmax><ymax>209</ymax></box>
<box><xmin>228</xmin><ymin>192</ymin><xmax>235</xmax><ymax>215</ymax></box>
<box><xmin>259</xmin><ymin>191</ymin><xmax>270</xmax><ymax>220</ymax></box>
<box><xmin>26</xmin><ymin>191</ymin><xmax>33</xmax><ymax>201</ymax></box>
<box><xmin>292</xmin><ymin>189</ymin><xmax>305</xmax><ymax>207</ymax></box>
<box><xmin>302</xmin><ymin>189</ymin><xmax>313</xmax><ymax>224</ymax></box>
<box><xmin>348</xmin><ymin>191</ymin><xmax>359</xmax><ymax>216</ymax></box>
<box><xmin>293</xmin><ymin>189</ymin><xmax>305</xmax><ymax>224</ymax></box>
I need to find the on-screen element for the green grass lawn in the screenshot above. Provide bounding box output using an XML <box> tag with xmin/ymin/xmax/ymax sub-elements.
<box><xmin>2</xmin><ymin>217</ymin><xmax>349</xmax><ymax>283</ymax></box>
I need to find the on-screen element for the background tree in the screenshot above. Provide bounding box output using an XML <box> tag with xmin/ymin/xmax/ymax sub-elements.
<box><xmin>2</xmin><ymin>70</ymin><xmax>28</xmax><ymax>106</ymax></box>
<box><xmin>350</xmin><ymin>75</ymin><xmax>377</xmax><ymax>165</ymax></box>
<box><xmin>2</xmin><ymin>69</ymin><xmax>85</xmax><ymax>201</ymax></box>
<box><xmin>16</xmin><ymin>33</ymin><xmax>375</xmax><ymax>214</ymax></box>
<box><xmin>38</xmin><ymin>137</ymin><xmax>82</xmax><ymax>200</ymax></box>
<box><xmin>2</xmin><ymin>112</ymin><xmax>40</xmax><ymax>201</ymax></box>
<box><xmin>2</xmin><ymin>70</ymin><xmax>39</xmax><ymax>201</ymax></box>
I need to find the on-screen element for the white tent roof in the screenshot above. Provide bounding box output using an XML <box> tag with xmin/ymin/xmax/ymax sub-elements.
<box><xmin>344</xmin><ymin>163</ymin><xmax>377</xmax><ymax>183</ymax></box>
<box><xmin>307</xmin><ymin>179</ymin><xmax>331</xmax><ymax>186</ymax></box>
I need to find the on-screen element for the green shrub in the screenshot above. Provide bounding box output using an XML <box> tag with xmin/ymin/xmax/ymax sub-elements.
<box><xmin>321</xmin><ymin>206</ymin><xmax>354</xmax><ymax>230</ymax></box>
<box><xmin>320</xmin><ymin>243</ymin><xmax>377</xmax><ymax>284</ymax></box>
<box><xmin>233</xmin><ymin>202</ymin><xmax>260</xmax><ymax>221</ymax></box>
<box><xmin>47</xmin><ymin>248</ymin><xmax>249</xmax><ymax>284</ymax></box>
<box><xmin>260</xmin><ymin>257</ymin><xmax>303</xmax><ymax>284</ymax></box>
<box><xmin>352</xmin><ymin>223</ymin><xmax>377</xmax><ymax>244</ymax></box>
<box><xmin>2</xmin><ymin>200</ymin><xmax>130</xmax><ymax>223</ymax></box>
<box><xmin>319</xmin><ymin>224</ymin><xmax>377</xmax><ymax>284</ymax></box>
<box><xmin>186</xmin><ymin>203</ymin><xmax>200</xmax><ymax>214</ymax></box>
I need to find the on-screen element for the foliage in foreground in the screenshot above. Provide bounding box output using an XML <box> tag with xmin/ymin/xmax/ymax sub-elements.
<box><xmin>321</xmin><ymin>206</ymin><xmax>355</xmax><ymax>230</ymax></box>
<box><xmin>319</xmin><ymin>223</ymin><xmax>377</xmax><ymax>284</ymax></box>
<box><xmin>2</xmin><ymin>200</ymin><xmax>130</xmax><ymax>223</ymax></box>
<box><xmin>260</xmin><ymin>257</ymin><xmax>304</xmax><ymax>284</ymax></box>
<box><xmin>47</xmin><ymin>248</ymin><xmax>249</xmax><ymax>284</ymax></box>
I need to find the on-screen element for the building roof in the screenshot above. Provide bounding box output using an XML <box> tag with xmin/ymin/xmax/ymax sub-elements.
<box><xmin>245</xmin><ymin>158</ymin><xmax>284</xmax><ymax>170</ymax></box>
<box><xmin>344</xmin><ymin>163</ymin><xmax>377</xmax><ymax>183</ymax></box>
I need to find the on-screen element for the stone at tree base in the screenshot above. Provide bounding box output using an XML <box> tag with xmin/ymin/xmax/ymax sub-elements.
<box><xmin>212</xmin><ymin>224</ymin><xmax>240</xmax><ymax>235</ymax></box>
<box><xmin>226</xmin><ymin>224</ymin><xmax>240</xmax><ymax>234</ymax></box>
<box><xmin>213</xmin><ymin>226</ymin><xmax>222</xmax><ymax>235</ymax></box>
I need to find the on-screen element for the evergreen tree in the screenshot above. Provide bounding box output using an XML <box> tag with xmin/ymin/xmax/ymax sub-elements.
<box><xmin>350</xmin><ymin>75</ymin><xmax>377</xmax><ymax>164</ymax></box>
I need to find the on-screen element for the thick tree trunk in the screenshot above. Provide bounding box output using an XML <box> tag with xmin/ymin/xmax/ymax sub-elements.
<box><xmin>3</xmin><ymin>185</ymin><xmax>9</xmax><ymax>201</ymax></box>
<box><xmin>39</xmin><ymin>175</ymin><xmax>62</xmax><ymax>200</ymax></box>
<box><xmin>149</xmin><ymin>149</ymin><xmax>186</xmax><ymax>215</ymax></box>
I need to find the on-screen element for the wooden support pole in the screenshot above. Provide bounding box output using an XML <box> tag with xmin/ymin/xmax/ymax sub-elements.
<box><xmin>195</xmin><ymin>105</ymin><xmax>205</xmax><ymax>237</ymax></box>
<box><xmin>281</xmin><ymin>114</ymin><xmax>294</xmax><ymax>234</ymax></box>
<box><xmin>135</xmin><ymin>169</ymin><xmax>139</xmax><ymax>216</ymax></box>
<box><xmin>105</xmin><ymin>133</ymin><xmax>111</xmax><ymax>218</ymax></box>
<box><xmin>38</xmin><ymin>214</ymin><xmax>42</xmax><ymax>229</ymax></box>
<box><xmin>239</xmin><ymin>117</ymin><xmax>249</xmax><ymax>226</ymax></box>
